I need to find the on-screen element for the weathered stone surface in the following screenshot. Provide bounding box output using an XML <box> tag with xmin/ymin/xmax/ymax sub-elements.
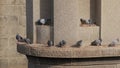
<box><xmin>19</xmin><ymin>16</ymin><xmax>26</xmax><ymax>27</ymax></box>
<box><xmin>54</xmin><ymin>0</ymin><xmax>80</xmax><ymax>45</ymax></box>
<box><xmin>0</xmin><ymin>0</ymin><xmax>27</xmax><ymax>67</ymax></box>
<box><xmin>36</xmin><ymin>25</ymin><xmax>50</xmax><ymax>44</ymax></box>
<box><xmin>17</xmin><ymin>43</ymin><xmax>120</xmax><ymax>58</ymax></box>
<box><xmin>8</xmin><ymin>58</ymin><xmax>28</xmax><ymax>68</ymax></box>
<box><xmin>15</xmin><ymin>5</ymin><xmax>26</xmax><ymax>16</ymax></box>
<box><xmin>79</xmin><ymin>26</ymin><xmax>99</xmax><ymax>45</ymax></box>
<box><xmin>0</xmin><ymin>59</ymin><xmax>8</xmax><ymax>68</ymax></box>
<box><xmin>0</xmin><ymin>5</ymin><xmax>26</xmax><ymax>16</ymax></box>
<box><xmin>0</xmin><ymin>0</ymin><xmax>26</xmax><ymax>5</ymax></box>
<box><xmin>79</xmin><ymin>0</ymin><xmax>90</xmax><ymax>19</ymax></box>
<box><xmin>101</xmin><ymin>0</ymin><xmax>120</xmax><ymax>45</ymax></box>
<box><xmin>0</xmin><ymin>38</ymin><xmax>9</xmax><ymax>51</ymax></box>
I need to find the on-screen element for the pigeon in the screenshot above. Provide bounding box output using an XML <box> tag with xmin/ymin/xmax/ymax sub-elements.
<box><xmin>57</xmin><ymin>40</ymin><xmax>66</xmax><ymax>47</ymax></box>
<box><xmin>108</xmin><ymin>38</ymin><xmax>119</xmax><ymax>47</ymax></box>
<box><xmin>72</xmin><ymin>40</ymin><xmax>83</xmax><ymax>47</ymax></box>
<box><xmin>16</xmin><ymin>34</ymin><xmax>24</xmax><ymax>42</ymax></box>
<box><xmin>91</xmin><ymin>39</ymin><xmax>102</xmax><ymax>46</ymax></box>
<box><xmin>88</xmin><ymin>19</ymin><xmax>96</xmax><ymax>25</ymax></box>
<box><xmin>76</xmin><ymin>40</ymin><xmax>83</xmax><ymax>47</ymax></box>
<box><xmin>47</xmin><ymin>40</ymin><xmax>53</xmax><ymax>47</ymax></box>
<box><xmin>40</xmin><ymin>19</ymin><xmax>46</xmax><ymax>25</ymax></box>
<box><xmin>80</xmin><ymin>18</ymin><xmax>86</xmax><ymax>24</ymax></box>
<box><xmin>24</xmin><ymin>38</ymin><xmax>31</xmax><ymax>44</ymax></box>
<box><xmin>88</xmin><ymin>19</ymin><xmax>92</xmax><ymax>24</ymax></box>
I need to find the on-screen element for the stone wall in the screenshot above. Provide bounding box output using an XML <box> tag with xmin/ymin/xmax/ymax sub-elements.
<box><xmin>0</xmin><ymin>0</ymin><xmax>27</xmax><ymax>68</ymax></box>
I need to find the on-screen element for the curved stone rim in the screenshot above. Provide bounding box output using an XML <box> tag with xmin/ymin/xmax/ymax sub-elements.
<box><xmin>17</xmin><ymin>42</ymin><xmax>120</xmax><ymax>58</ymax></box>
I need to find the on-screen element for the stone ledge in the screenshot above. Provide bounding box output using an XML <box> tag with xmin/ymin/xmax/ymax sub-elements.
<box><xmin>17</xmin><ymin>42</ymin><xmax>120</xmax><ymax>58</ymax></box>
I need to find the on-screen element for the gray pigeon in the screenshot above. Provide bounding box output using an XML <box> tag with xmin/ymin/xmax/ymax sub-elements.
<box><xmin>108</xmin><ymin>38</ymin><xmax>119</xmax><ymax>47</ymax></box>
<box><xmin>91</xmin><ymin>39</ymin><xmax>102</xmax><ymax>46</ymax></box>
<box><xmin>80</xmin><ymin>18</ymin><xmax>91</xmax><ymax>25</ymax></box>
<box><xmin>57</xmin><ymin>40</ymin><xmax>66</xmax><ymax>47</ymax></box>
<box><xmin>88</xmin><ymin>19</ymin><xmax>96</xmax><ymax>25</ymax></box>
<box><xmin>76</xmin><ymin>40</ymin><xmax>83</xmax><ymax>47</ymax></box>
<box><xmin>24</xmin><ymin>38</ymin><xmax>31</xmax><ymax>44</ymax></box>
<box><xmin>72</xmin><ymin>40</ymin><xmax>82</xmax><ymax>47</ymax></box>
<box><xmin>16</xmin><ymin>34</ymin><xmax>24</xmax><ymax>42</ymax></box>
<box><xmin>80</xmin><ymin>18</ymin><xmax>86</xmax><ymax>24</ymax></box>
<box><xmin>47</xmin><ymin>40</ymin><xmax>53</xmax><ymax>47</ymax></box>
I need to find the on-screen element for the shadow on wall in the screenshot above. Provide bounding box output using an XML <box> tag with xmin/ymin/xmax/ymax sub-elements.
<box><xmin>40</xmin><ymin>0</ymin><xmax>54</xmax><ymax>42</ymax></box>
<box><xmin>26</xmin><ymin>0</ymin><xmax>54</xmax><ymax>43</ymax></box>
<box><xmin>26</xmin><ymin>0</ymin><xmax>33</xmax><ymax>43</ymax></box>
<box><xmin>40</xmin><ymin>0</ymin><xmax>53</xmax><ymax>19</ymax></box>
<box><xmin>90</xmin><ymin>0</ymin><xmax>101</xmax><ymax>38</ymax></box>
<box><xmin>90</xmin><ymin>0</ymin><xmax>101</xmax><ymax>26</ymax></box>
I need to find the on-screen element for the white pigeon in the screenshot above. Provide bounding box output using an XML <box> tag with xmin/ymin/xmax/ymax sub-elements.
<box><xmin>108</xmin><ymin>38</ymin><xmax>119</xmax><ymax>47</ymax></box>
<box><xmin>40</xmin><ymin>19</ymin><xmax>46</xmax><ymax>25</ymax></box>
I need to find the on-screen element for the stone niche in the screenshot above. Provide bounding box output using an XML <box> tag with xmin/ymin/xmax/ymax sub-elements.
<box><xmin>36</xmin><ymin>0</ymin><xmax>101</xmax><ymax>45</ymax></box>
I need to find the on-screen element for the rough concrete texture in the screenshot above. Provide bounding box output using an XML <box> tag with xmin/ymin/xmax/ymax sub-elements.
<box><xmin>54</xmin><ymin>0</ymin><xmax>80</xmax><ymax>45</ymax></box>
<box><xmin>101</xmin><ymin>0</ymin><xmax>120</xmax><ymax>45</ymax></box>
<box><xmin>36</xmin><ymin>25</ymin><xmax>50</xmax><ymax>44</ymax></box>
<box><xmin>17</xmin><ymin>43</ymin><xmax>120</xmax><ymax>58</ymax></box>
<box><xmin>0</xmin><ymin>0</ymin><xmax>27</xmax><ymax>68</ymax></box>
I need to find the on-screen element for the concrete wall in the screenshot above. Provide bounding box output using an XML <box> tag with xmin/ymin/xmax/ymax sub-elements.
<box><xmin>101</xmin><ymin>0</ymin><xmax>120</xmax><ymax>44</ymax></box>
<box><xmin>0</xmin><ymin>0</ymin><xmax>27</xmax><ymax>68</ymax></box>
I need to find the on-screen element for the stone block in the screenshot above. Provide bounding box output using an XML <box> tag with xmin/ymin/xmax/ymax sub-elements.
<box><xmin>0</xmin><ymin>38</ymin><xmax>9</xmax><ymax>51</ymax></box>
<box><xmin>19</xmin><ymin>16</ymin><xmax>26</xmax><ymax>27</ymax></box>
<box><xmin>0</xmin><ymin>59</ymin><xmax>8</xmax><ymax>68</ymax></box>
<box><xmin>18</xmin><ymin>25</ymin><xmax>26</xmax><ymax>37</ymax></box>
<box><xmin>8</xmin><ymin>58</ymin><xmax>27</xmax><ymax>68</ymax></box>
<box><xmin>11</xmin><ymin>0</ymin><xmax>26</xmax><ymax>5</ymax></box>
<box><xmin>0</xmin><ymin>16</ymin><xmax>7</xmax><ymax>25</ymax></box>
<box><xmin>0</xmin><ymin>5</ymin><xmax>26</xmax><ymax>16</ymax></box>
<box><xmin>0</xmin><ymin>0</ymin><xmax>14</xmax><ymax>5</ymax></box>
<box><xmin>0</xmin><ymin>5</ymin><xmax>15</xmax><ymax>16</ymax></box>
<box><xmin>79</xmin><ymin>26</ymin><xmax>99</xmax><ymax>45</ymax></box>
<box><xmin>36</xmin><ymin>25</ymin><xmax>50</xmax><ymax>44</ymax></box>
<box><xmin>54</xmin><ymin>0</ymin><xmax>80</xmax><ymax>45</ymax></box>
<box><xmin>0</xmin><ymin>0</ymin><xmax>25</xmax><ymax>5</ymax></box>
<box><xmin>15</xmin><ymin>5</ymin><xmax>26</xmax><ymax>16</ymax></box>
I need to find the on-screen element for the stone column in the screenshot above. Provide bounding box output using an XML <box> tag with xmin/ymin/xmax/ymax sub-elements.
<box><xmin>54</xmin><ymin>0</ymin><xmax>80</xmax><ymax>45</ymax></box>
<box><xmin>33</xmin><ymin>0</ymin><xmax>40</xmax><ymax>43</ymax></box>
<box><xmin>101</xmin><ymin>0</ymin><xmax>120</xmax><ymax>44</ymax></box>
<box><xmin>0</xmin><ymin>0</ymin><xmax>27</xmax><ymax>68</ymax></box>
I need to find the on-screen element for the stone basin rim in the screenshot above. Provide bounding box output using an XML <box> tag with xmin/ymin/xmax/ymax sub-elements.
<box><xmin>17</xmin><ymin>42</ymin><xmax>120</xmax><ymax>58</ymax></box>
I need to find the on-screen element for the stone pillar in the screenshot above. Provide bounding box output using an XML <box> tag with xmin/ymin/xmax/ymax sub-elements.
<box><xmin>79</xmin><ymin>0</ymin><xmax>91</xmax><ymax>19</ymax></box>
<box><xmin>54</xmin><ymin>0</ymin><xmax>80</xmax><ymax>45</ymax></box>
<box><xmin>78</xmin><ymin>0</ymin><xmax>100</xmax><ymax>45</ymax></box>
<box><xmin>33</xmin><ymin>0</ymin><xmax>40</xmax><ymax>43</ymax></box>
<box><xmin>101</xmin><ymin>0</ymin><xmax>120</xmax><ymax>44</ymax></box>
<box><xmin>0</xmin><ymin>0</ymin><xmax>27</xmax><ymax>68</ymax></box>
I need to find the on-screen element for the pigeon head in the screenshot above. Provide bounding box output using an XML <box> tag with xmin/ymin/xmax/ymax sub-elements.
<box><xmin>47</xmin><ymin>40</ymin><xmax>53</xmax><ymax>46</ymax></box>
